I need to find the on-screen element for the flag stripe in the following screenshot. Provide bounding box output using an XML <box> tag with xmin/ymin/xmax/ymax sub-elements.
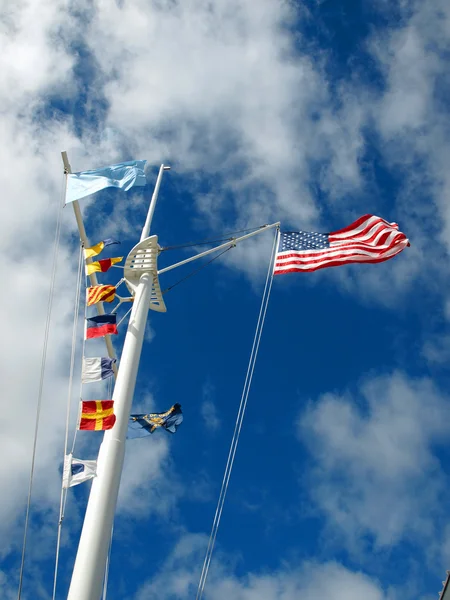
<box><xmin>276</xmin><ymin>238</ymin><xmax>407</xmax><ymax>264</ymax></box>
<box><xmin>86</xmin><ymin>323</ymin><xmax>118</xmax><ymax>339</ymax></box>
<box><xmin>275</xmin><ymin>244</ymin><xmax>407</xmax><ymax>273</ymax></box>
<box><xmin>329</xmin><ymin>215</ymin><xmax>397</xmax><ymax>240</ymax></box>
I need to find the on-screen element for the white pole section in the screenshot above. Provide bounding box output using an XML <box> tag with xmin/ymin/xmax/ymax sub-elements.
<box><xmin>141</xmin><ymin>164</ymin><xmax>170</xmax><ymax>241</ymax></box>
<box><xmin>66</xmin><ymin>164</ymin><xmax>169</xmax><ymax>600</ymax></box>
<box><xmin>158</xmin><ymin>223</ymin><xmax>280</xmax><ymax>275</ymax></box>
<box><xmin>61</xmin><ymin>152</ymin><xmax>117</xmax><ymax>371</ymax></box>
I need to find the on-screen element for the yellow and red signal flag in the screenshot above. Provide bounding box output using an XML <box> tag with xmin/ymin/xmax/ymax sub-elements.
<box><xmin>85</xmin><ymin>257</ymin><xmax>123</xmax><ymax>276</ymax></box>
<box><xmin>84</xmin><ymin>238</ymin><xmax>120</xmax><ymax>259</ymax></box>
<box><xmin>79</xmin><ymin>400</ymin><xmax>116</xmax><ymax>431</ymax></box>
<box><xmin>87</xmin><ymin>285</ymin><xmax>116</xmax><ymax>306</ymax></box>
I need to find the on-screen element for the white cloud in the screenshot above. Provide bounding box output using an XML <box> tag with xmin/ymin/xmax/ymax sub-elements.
<box><xmin>369</xmin><ymin>0</ymin><xmax>450</xmax><ymax>251</ymax></box>
<box><xmin>134</xmin><ymin>533</ymin><xmax>391</xmax><ymax>600</ymax></box>
<box><xmin>0</xmin><ymin>0</ymin><xmax>181</xmax><ymax>574</ymax></box>
<box><xmin>78</xmin><ymin>0</ymin><xmax>371</xmax><ymax>237</ymax></box>
<box><xmin>201</xmin><ymin>381</ymin><xmax>220</xmax><ymax>431</ymax></box>
<box><xmin>2</xmin><ymin>0</ymin><xmax>450</xmax><ymax>595</ymax></box>
<box><xmin>298</xmin><ymin>371</ymin><xmax>450</xmax><ymax>552</ymax></box>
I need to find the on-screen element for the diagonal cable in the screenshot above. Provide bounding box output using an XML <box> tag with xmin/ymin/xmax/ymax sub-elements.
<box><xmin>195</xmin><ymin>228</ymin><xmax>279</xmax><ymax>600</ymax></box>
<box><xmin>17</xmin><ymin>178</ymin><xmax>65</xmax><ymax>600</ymax></box>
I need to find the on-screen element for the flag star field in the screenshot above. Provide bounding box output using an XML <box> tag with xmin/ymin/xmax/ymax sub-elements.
<box><xmin>2</xmin><ymin>1</ymin><xmax>450</xmax><ymax>600</ymax></box>
<box><xmin>280</xmin><ymin>232</ymin><xmax>330</xmax><ymax>250</ymax></box>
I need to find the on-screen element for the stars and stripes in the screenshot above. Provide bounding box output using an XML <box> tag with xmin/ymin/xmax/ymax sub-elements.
<box><xmin>274</xmin><ymin>214</ymin><xmax>409</xmax><ymax>275</ymax></box>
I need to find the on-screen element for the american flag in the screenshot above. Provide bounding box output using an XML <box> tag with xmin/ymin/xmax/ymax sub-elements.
<box><xmin>274</xmin><ymin>214</ymin><xmax>409</xmax><ymax>275</ymax></box>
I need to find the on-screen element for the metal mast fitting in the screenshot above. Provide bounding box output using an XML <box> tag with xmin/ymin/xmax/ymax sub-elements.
<box><xmin>124</xmin><ymin>236</ymin><xmax>166</xmax><ymax>313</ymax></box>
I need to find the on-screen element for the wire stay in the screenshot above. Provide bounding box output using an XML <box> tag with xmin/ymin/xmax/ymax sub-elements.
<box><xmin>17</xmin><ymin>175</ymin><xmax>65</xmax><ymax>600</ymax></box>
<box><xmin>195</xmin><ymin>227</ymin><xmax>279</xmax><ymax>600</ymax></box>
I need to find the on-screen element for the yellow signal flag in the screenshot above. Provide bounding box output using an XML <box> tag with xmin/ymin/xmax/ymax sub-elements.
<box><xmin>87</xmin><ymin>285</ymin><xmax>116</xmax><ymax>306</ymax></box>
<box><xmin>85</xmin><ymin>257</ymin><xmax>123</xmax><ymax>276</ymax></box>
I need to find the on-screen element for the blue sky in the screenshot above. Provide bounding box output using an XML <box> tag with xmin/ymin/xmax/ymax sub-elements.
<box><xmin>2</xmin><ymin>0</ymin><xmax>450</xmax><ymax>599</ymax></box>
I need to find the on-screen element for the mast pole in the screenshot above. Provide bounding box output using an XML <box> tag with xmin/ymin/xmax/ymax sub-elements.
<box><xmin>66</xmin><ymin>163</ymin><xmax>169</xmax><ymax>600</ymax></box>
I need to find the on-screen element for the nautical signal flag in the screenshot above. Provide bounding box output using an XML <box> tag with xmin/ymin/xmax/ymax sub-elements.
<box><xmin>84</xmin><ymin>238</ymin><xmax>120</xmax><ymax>259</ymax></box>
<box><xmin>78</xmin><ymin>401</ymin><xmax>116</xmax><ymax>431</ymax></box>
<box><xmin>85</xmin><ymin>257</ymin><xmax>123</xmax><ymax>276</ymax></box>
<box><xmin>86</xmin><ymin>314</ymin><xmax>118</xmax><ymax>339</ymax></box>
<box><xmin>66</xmin><ymin>160</ymin><xmax>147</xmax><ymax>203</ymax></box>
<box><xmin>87</xmin><ymin>285</ymin><xmax>116</xmax><ymax>306</ymax></box>
<box><xmin>62</xmin><ymin>454</ymin><xmax>97</xmax><ymax>488</ymax></box>
<box><xmin>82</xmin><ymin>357</ymin><xmax>116</xmax><ymax>383</ymax></box>
<box><xmin>128</xmin><ymin>403</ymin><xmax>183</xmax><ymax>439</ymax></box>
<box><xmin>274</xmin><ymin>214</ymin><xmax>409</xmax><ymax>275</ymax></box>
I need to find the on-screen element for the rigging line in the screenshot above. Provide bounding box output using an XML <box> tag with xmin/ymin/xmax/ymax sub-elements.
<box><xmin>160</xmin><ymin>225</ymin><xmax>267</xmax><ymax>252</ymax></box>
<box><xmin>197</xmin><ymin>230</ymin><xmax>278</xmax><ymax>600</ymax></box>
<box><xmin>161</xmin><ymin>247</ymin><xmax>233</xmax><ymax>295</ymax></box>
<box><xmin>195</xmin><ymin>228</ymin><xmax>279</xmax><ymax>600</ymax></box>
<box><xmin>52</xmin><ymin>242</ymin><xmax>84</xmax><ymax>600</ymax></box>
<box><xmin>196</xmin><ymin>233</ymin><xmax>277</xmax><ymax>599</ymax></box>
<box><xmin>17</xmin><ymin>177</ymin><xmax>65</xmax><ymax>600</ymax></box>
<box><xmin>102</xmin><ymin>525</ymin><xmax>114</xmax><ymax>600</ymax></box>
<box><xmin>117</xmin><ymin>305</ymin><xmax>133</xmax><ymax>328</ymax></box>
<box><xmin>68</xmin><ymin>265</ymin><xmax>91</xmax><ymax>457</ymax></box>
<box><xmin>196</xmin><ymin>260</ymin><xmax>274</xmax><ymax>600</ymax></box>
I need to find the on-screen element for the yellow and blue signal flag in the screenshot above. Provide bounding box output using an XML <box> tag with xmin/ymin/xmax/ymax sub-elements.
<box><xmin>84</xmin><ymin>238</ymin><xmax>120</xmax><ymax>259</ymax></box>
<box><xmin>128</xmin><ymin>404</ymin><xmax>183</xmax><ymax>439</ymax></box>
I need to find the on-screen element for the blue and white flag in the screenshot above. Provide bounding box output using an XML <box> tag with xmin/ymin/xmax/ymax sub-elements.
<box><xmin>82</xmin><ymin>357</ymin><xmax>116</xmax><ymax>383</ymax></box>
<box><xmin>63</xmin><ymin>454</ymin><xmax>97</xmax><ymax>488</ymax></box>
<box><xmin>66</xmin><ymin>160</ymin><xmax>147</xmax><ymax>203</ymax></box>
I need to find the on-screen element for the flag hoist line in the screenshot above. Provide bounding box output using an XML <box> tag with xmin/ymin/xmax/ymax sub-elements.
<box><xmin>61</xmin><ymin>151</ymin><xmax>279</xmax><ymax>600</ymax></box>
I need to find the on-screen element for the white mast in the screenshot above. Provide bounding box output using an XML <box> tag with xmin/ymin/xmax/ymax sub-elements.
<box><xmin>66</xmin><ymin>162</ymin><xmax>170</xmax><ymax>600</ymax></box>
<box><xmin>62</xmin><ymin>153</ymin><xmax>278</xmax><ymax>599</ymax></box>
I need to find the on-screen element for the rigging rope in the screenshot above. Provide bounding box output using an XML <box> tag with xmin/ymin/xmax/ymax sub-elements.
<box><xmin>160</xmin><ymin>225</ymin><xmax>268</xmax><ymax>252</ymax></box>
<box><xmin>102</xmin><ymin>525</ymin><xmax>114</xmax><ymax>600</ymax></box>
<box><xmin>17</xmin><ymin>178</ymin><xmax>65</xmax><ymax>600</ymax></box>
<box><xmin>52</xmin><ymin>243</ymin><xmax>84</xmax><ymax>600</ymax></box>
<box><xmin>161</xmin><ymin>246</ymin><xmax>233</xmax><ymax>295</ymax></box>
<box><xmin>195</xmin><ymin>228</ymin><xmax>279</xmax><ymax>600</ymax></box>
